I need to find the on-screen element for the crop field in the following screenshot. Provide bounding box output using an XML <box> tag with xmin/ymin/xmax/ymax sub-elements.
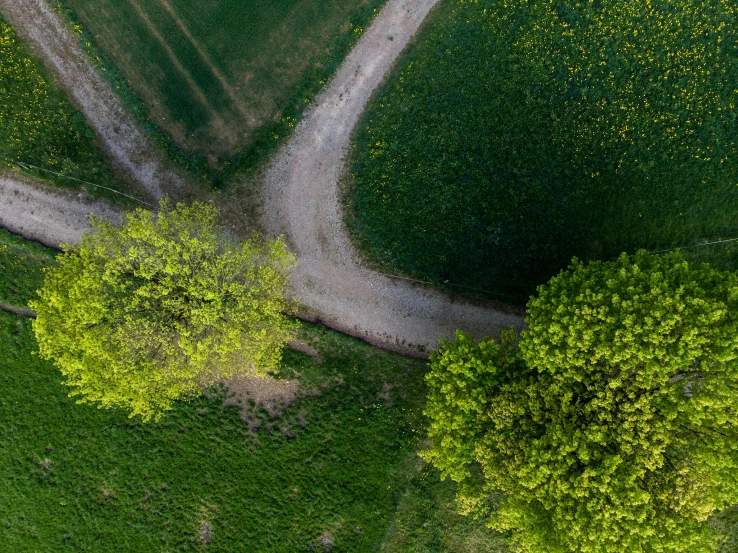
<box><xmin>0</xmin><ymin>16</ymin><xmax>129</xmax><ymax>201</ymax></box>
<box><xmin>55</xmin><ymin>0</ymin><xmax>386</xmax><ymax>164</ymax></box>
<box><xmin>0</xmin><ymin>231</ymin><xmax>498</xmax><ymax>552</ymax></box>
<box><xmin>348</xmin><ymin>0</ymin><xmax>738</xmax><ymax>300</ymax></box>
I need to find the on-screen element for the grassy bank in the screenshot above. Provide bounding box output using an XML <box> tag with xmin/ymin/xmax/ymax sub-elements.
<box><xmin>0</xmin><ymin>229</ymin><xmax>56</xmax><ymax>310</ymax></box>
<box><xmin>348</xmin><ymin>0</ymin><xmax>738</xmax><ymax>300</ymax></box>
<box><xmin>0</xmin><ymin>16</ymin><xmax>134</xmax><ymax>202</ymax></box>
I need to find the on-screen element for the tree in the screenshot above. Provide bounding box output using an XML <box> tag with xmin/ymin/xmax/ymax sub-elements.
<box><xmin>422</xmin><ymin>251</ymin><xmax>738</xmax><ymax>553</ymax></box>
<box><xmin>31</xmin><ymin>200</ymin><xmax>295</xmax><ymax>421</ymax></box>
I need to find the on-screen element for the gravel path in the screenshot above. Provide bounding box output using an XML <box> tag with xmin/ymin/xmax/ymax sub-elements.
<box><xmin>0</xmin><ymin>0</ymin><xmax>183</xmax><ymax>199</ymax></box>
<box><xmin>0</xmin><ymin>0</ymin><xmax>525</xmax><ymax>355</ymax></box>
<box><xmin>0</xmin><ymin>173</ymin><xmax>120</xmax><ymax>248</ymax></box>
<box><xmin>262</xmin><ymin>0</ymin><xmax>525</xmax><ymax>354</ymax></box>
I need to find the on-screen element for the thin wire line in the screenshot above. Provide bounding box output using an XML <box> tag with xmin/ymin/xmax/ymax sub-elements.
<box><xmin>649</xmin><ymin>236</ymin><xmax>738</xmax><ymax>254</ymax></box>
<box><xmin>371</xmin><ymin>269</ymin><xmax>526</xmax><ymax>300</ymax></box>
<box><xmin>2</xmin><ymin>156</ymin><xmax>157</xmax><ymax>208</ymax></box>
<box><xmin>6</xmin><ymin>155</ymin><xmax>738</xmax><ymax>294</ymax></box>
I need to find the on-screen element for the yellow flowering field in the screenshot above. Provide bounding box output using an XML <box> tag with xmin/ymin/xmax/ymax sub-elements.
<box><xmin>349</xmin><ymin>0</ymin><xmax>738</xmax><ymax>301</ymax></box>
<box><xmin>0</xmin><ymin>16</ymin><xmax>124</xmax><ymax>198</ymax></box>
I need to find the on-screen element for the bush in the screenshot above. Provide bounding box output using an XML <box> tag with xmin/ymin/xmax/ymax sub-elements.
<box><xmin>31</xmin><ymin>201</ymin><xmax>296</xmax><ymax>420</ymax></box>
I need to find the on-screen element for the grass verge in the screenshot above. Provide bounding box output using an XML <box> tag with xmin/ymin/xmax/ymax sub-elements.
<box><xmin>0</xmin><ymin>228</ymin><xmax>56</xmax><ymax>310</ymax></box>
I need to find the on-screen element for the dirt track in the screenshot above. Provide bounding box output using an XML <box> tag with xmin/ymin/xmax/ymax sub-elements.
<box><xmin>0</xmin><ymin>0</ymin><xmax>526</xmax><ymax>355</ymax></box>
<box><xmin>0</xmin><ymin>173</ymin><xmax>120</xmax><ymax>247</ymax></box>
<box><xmin>0</xmin><ymin>0</ymin><xmax>183</xmax><ymax>200</ymax></box>
<box><xmin>261</xmin><ymin>0</ymin><xmax>526</xmax><ymax>353</ymax></box>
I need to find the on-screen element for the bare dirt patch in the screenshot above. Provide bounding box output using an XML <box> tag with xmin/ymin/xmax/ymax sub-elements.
<box><xmin>220</xmin><ymin>373</ymin><xmax>301</xmax><ymax>423</ymax></box>
<box><xmin>287</xmin><ymin>339</ymin><xmax>320</xmax><ymax>361</ymax></box>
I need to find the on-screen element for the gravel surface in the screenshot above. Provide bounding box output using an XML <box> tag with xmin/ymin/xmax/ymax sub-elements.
<box><xmin>0</xmin><ymin>0</ymin><xmax>184</xmax><ymax>200</ymax></box>
<box><xmin>0</xmin><ymin>173</ymin><xmax>121</xmax><ymax>248</ymax></box>
<box><xmin>261</xmin><ymin>0</ymin><xmax>526</xmax><ymax>354</ymax></box>
<box><xmin>0</xmin><ymin>0</ymin><xmax>526</xmax><ymax>356</ymax></box>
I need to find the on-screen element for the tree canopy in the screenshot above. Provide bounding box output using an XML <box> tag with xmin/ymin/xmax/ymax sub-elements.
<box><xmin>31</xmin><ymin>201</ymin><xmax>295</xmax><ymax>421</ymax></box>
<box><xmin>423</xmin><ymin>251</ymin><xmax>738</xmax><ymax>553</ymax></box>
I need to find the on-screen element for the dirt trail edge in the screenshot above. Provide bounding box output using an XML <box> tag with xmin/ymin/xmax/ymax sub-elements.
<box><xmin>0</xmin><ymin>173</ymin><xmax>121</xmax><ymax>248</ymax></box>
<box><xmin>262</xmin><ymin>0</ymin><xmax>526</xmax><ymax>355</ymax></box>
<box><xmin>0</xmin><ymin>0</ymin><xmax>182</xmax><ymax>199</ymax></box>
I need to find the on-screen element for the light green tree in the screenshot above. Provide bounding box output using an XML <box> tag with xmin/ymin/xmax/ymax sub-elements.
<box><xmin>31</xmin><ymin>200</ymin><xmax>295</xmax><ymax>421</ymax></box>
<box><xmin>423</xmin><ymin>251</ymin><xmax>738</xmax><ymax>553</ymax></box>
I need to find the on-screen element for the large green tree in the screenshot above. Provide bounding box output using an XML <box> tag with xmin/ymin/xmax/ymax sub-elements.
<box><xmin>31</xmin><ymin>201</ymin><xmax>295</xmax><ymax>421</ymax></box>
<box><xmin>423</xmin><ymin>251</ymin><xmax>738</xmax><ymax>552</ymax></box>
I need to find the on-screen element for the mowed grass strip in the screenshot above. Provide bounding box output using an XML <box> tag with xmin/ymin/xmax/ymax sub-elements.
<box><xmin>0</xmin><ymin>16</ymin><xmax>131</xmax><ymax>201</ymax></box>
<box><xmin>348</xmin><ymin>0</ymin><xmax>738</xmax><ymax>300</ymax></box>
<box><xmin>56</xmin><ymin>0</ymin><xmax>387</xmax><ymax>159</ymax></box>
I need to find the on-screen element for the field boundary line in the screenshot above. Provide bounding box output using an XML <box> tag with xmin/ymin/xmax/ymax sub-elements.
<box><xmin>155</xmin><ymin>0</ymin><xmax>252</xmax><ymax>121</ymax></box>
<box><xmin>126</xmin><ymin>0</ymin><xmax>224</xmax><ymax>127</ymax></box>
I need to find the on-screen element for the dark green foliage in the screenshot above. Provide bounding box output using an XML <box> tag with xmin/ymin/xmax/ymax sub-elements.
<box><xmin>714</xmin><ymin>504</ymin><xmax>738</xmax><ymax>553</ymax></box>
<box><xmin>349</xmin><ymin>0</ymin><xmax>738</xmax><ymax>299</ymax></box>
<box><xmin>0</xmin><ymin>16</ymin><xmax>130</xmax><ymax>200</ymax></box>
<box><xmin>0</xmin><ymin>228</ymin><xmax>56</xmax><ymax>309</ymax></box>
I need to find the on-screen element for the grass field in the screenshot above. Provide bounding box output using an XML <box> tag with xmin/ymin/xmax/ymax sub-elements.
<box><xmin>348</xmin><ymin>0</ymin><xmax>738</xmax><ymax>301</ymax></box>
<box><xmin>0</xmin><ymin>16</ymin><xmax>132</xmax><ymax>202</ymax></box>
<box><xmin>2</xmin><ymin>229</ymin><xmax>738</xmax><ymax>551</ymax></box>
<box><xmin>0</xmin><ymin>231</ymin><xmax>502</xmax><ymax>552</ymax></box>
<box><xmin>53</xmin><ymin>0</ymin><xmax>386</xmax><ymax>173</ymax></box>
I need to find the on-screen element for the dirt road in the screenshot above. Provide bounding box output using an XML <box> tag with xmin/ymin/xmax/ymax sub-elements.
<box><xmin>261</xmin><ymin>0</ymin><xmax>525</xmax><ymax>354</ymax></box>
<box><xmin>0</xmin><ymin>0</ymin><xmax>183</xmax><ymax>199</ymax></box>
<box><xmin>0</xmin><ymin>0</ymin><xmax>526</xmax><ymax>355</ymax></box>
<box><xmin>0</xmin><ymin>173</ymin><xmax>120</xmax><ymax>248</ymax></box>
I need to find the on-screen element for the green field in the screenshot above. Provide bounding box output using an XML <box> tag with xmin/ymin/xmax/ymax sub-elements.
<box><xmin>54</xmin><ymin>0</ymin><xmax>386</xmax><ymax>170</ymax></box>
<box><xmin>348</xmin><ymin>0</ymin><xmax>738</xmax><ymax>300</ymax></box>
<box><xmin>0</xmin><ymin>16</ymin><xmax>131</xmax><ymax>201</ymax></box>
<box><xmin>3</xmin><ymin>226</ymin><xmax>738</xmax><ymax>552</ymax></box>
<box><xmin>0</xmin><ymin>231</ymin><xmax>500</xmax><ymax>552</ymax></box>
